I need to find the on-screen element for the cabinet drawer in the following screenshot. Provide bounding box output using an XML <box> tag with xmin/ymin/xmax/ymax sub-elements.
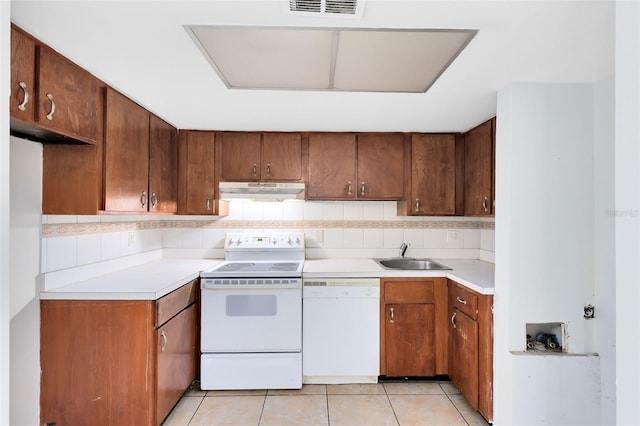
<box><xmin>156</xmin><ymin>279</ymin><xmax>198</xmax><ymax>326</ymax></box>
<box><xmin>449</xmin><ymin>280</ymin><xmax>478</xmax><ymax>320</ymax></box>
<box><xmin>384</xmin><ymin>281</ymin><xmax>434</xmax><ymax>303</ymax></box>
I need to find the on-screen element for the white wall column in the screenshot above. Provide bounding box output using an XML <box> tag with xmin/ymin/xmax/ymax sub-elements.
<box><xmin>615</xmin><ymin>1</ymin><xmax>640</xmax><ymax>424</ymax></box>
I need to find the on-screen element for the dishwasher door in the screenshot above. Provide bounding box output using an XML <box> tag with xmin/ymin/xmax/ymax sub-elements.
<box><xmin>302</xmin><ymin>279</ymin><xmax>380</xmax><ymax>384</ymax></box>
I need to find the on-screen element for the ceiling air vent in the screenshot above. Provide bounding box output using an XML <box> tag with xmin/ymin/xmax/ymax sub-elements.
<box><xmin>288</xmin><ymin>0</ymin><xmax>364</xmax><ymax>17</ymax></box>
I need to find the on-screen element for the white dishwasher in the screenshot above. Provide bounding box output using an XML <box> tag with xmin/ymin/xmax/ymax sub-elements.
<box><xmin>302</xmin><ymin>278</ymin><xmax>380</xmax><ymax>384</ymax></box>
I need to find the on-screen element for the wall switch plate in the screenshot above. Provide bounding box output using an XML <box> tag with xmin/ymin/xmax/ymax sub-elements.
<box><xmin>444</xmin><ymin>230</ymin><xmax>463</xmax><ymax>248</ymax></box>
<box><xmin>315</xmin><ymin>229</ymin><xmax>324</xmax><ymax>242</ymax></box>
<box><xmin>127</xmin><ymin>231</ymin><xmax>136</xmax><ymax>247</ymax></box>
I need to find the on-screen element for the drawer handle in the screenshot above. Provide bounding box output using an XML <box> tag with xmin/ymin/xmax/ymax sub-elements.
<box><xmin>456</xmin><ymin>296</ymin><xmax>468</xmax><ymax>305</ymax></box>
<box><xmin>483</xmin><ymin>196</ymin><xmax>489</xmax><ymax>212</ymax></box>
<box><xmin>347</xmin><ymin>181</ymin><xmax>352</xmax><ymax>196</ymax></box>
<box><xmin>451</xmin><ymin>312</ymin><xmax>457</xmax><ymax>329</ymax></box>
<box><xmin>160</xmin><ymin>330</ymin><xmax>167</xmax><ymax>352</ymax></box>
<box><xmin>390</xmin><ymin>307</ymin><xmax>395</xmax><ymax>323</ymax></box>
<box><xmin>266</xmin><ymin>163</ymin><xmax>271</xmax><ymax>177</ymax></box>
<box><xmin>45</xmin><ymin>93</ymin><xmax>56</xmax><ymax>120</ymax></box>
<box><xmin>252</xmin><ymin>163</ymin><xmax>258</xmax><ymax>177</ymax></box>
<box><xmin>415</xmin><ymin>198</ymin><xmax>420</xmax><ymax>212</ymax></box>
<box><xmin>151</xmin><ymin>192</ymin><xmax>157</xmax><ymax>208</ymax></box>
<box><xmin>360</xmin><ymin>182</ymin><xmax>365</xmax><ymax>196</ymax></box>
<box><xmin>140</xmin><ymin>191</ymin><xmax>146</xmax><ymax>208</ymax></box>
<box><xmin>206</xmin><ymin>198</ymin><xmax>211</xmax><ymax>211</ymax></box>
<box><xmin>17</xmin><ymin>81</ymin><xmax>30</xmax><ymax>111</ymax></box>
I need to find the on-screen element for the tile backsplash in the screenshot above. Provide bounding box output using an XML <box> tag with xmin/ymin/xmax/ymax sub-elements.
<box><xmin>42</xmin><ymin>200</ymin><xmax>495</xmax><ymax>273</ymax></box>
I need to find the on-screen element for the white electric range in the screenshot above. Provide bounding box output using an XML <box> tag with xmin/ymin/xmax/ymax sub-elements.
<box><xmin>199</xmin><ymin>232</ymin><xmax>304</xmax><ymax>390</ymax></box>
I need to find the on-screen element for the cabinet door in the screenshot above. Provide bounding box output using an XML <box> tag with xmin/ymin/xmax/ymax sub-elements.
<box><xmin>37</xmin><ymin>44</ymin><xmax>100</xmax><ymax>144</ymax></box>
<box><xmin>464</xmin><ymin>119</ymin><xmax>494</xmax><ymax>216</ymax></box>
<box><xmin>104</xmin><ymin>88</ymin><xmax>150</xmax><ymax>212</ymax></box>
<box><xmin>308</xmin><ymin>133</ymin><xmax>357</xmax><ymax>199</ymax></box>
<box><xmin>156</xmin><ymin>304</ymin><xmax>198</xmax><ymax>423</ymax></box>
<box><xmin>357</xmin><ymin>134</ymin><xmax>404</xmax><ymax>199</ymax></box>
<box><xmin>384</xmin><ymin>303</ymin><xmax>435</xmax><ymax>377</ymax></box>
<box><xmin>10</xmin><ymin>26</ymin><xmax>36</xmax><ymax>121</ymax></box>
<box><xmin>411</xmin><ymin>133</ymin><xmax>457</xmax><ymax>215</ymax></box>
<box><xmin>449</xmin><ymin>307</ymin><xmax>479</xmax><ymax>409</ymax></box>
<box><xmin>178</xmin><ymin>131</ymin><xmax>216</xmax><ymax>214</ymax></box>
<box><xmin>262</xmin><ymin>132</ymin><xmax>302</xmax><ymax>180</ymax></box>
<box><xmin>220</xmin><ymin>132</ymin><xmax>262</xmax><ymax>181</ymax></box>
<box><xmin>149</xmin><ymin>115</ymin><xmax>178</xmax><ymax>213</ymax></box>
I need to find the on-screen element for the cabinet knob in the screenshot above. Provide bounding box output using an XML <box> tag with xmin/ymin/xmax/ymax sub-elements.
<box><xmin>360</xmin><ymin>182</ymin><xmax>365</xmax><ymax>196</ymax></box>
<box><xmin>17</xmin><ymin>81</ymin><xmax>29</xmax><ymax>111</ymax></box>
<box><xmin>347</xmin><ymin>181</ymin><xmax>352</xmax><ymax>196</ymax></box>
<box><xmin>45</xmin><ymin>93</ymin><xmax>56</xmax><ymax>121</ymax></box>
<box><xmin>140</xmin><ymin>191</ymin><xmax>146</xmax><ymax>208</ymax></box>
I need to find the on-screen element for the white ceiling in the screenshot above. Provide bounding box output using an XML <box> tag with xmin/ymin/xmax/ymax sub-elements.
<box><xmin>10</xmin><ymin>0</ymin><xmax>614</xmax><ymax>133</ymax></box>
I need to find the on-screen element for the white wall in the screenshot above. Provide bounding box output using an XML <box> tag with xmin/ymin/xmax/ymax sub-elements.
<box><xmin>0</xmin><ymin>1</ymin><xmax>11</xmax><ymax>424</ymax></box>
<box><xmin>615</xmin><ymin>1</ymin><xmax>640</xmax><ymax>424</ymax></box>
<box><xmin>494</xmin><ymin>82</ymin><xmax>609</xmax><ymax>425</ymax></box>
<box><xmin>593</xmin><ymin>77</ymin><xmax>616</xmax><ymax>423</ymax></box>
<box><xmin>9</xmin><ymin>138</ymin><xmax>42</xmax><ymax>426</ymax></box>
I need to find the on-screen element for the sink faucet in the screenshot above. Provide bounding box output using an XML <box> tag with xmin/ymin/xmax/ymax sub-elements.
<box><xmin>400</xmin><ymin>242</ymin><xmax>409</xmax><ymax>257</ymax></box>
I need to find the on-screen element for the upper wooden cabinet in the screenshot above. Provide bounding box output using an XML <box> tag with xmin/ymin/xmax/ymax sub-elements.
<box><xmin>149</xmin><ymin>115</ymin><xmax>178</xmax><ymax>214</ymax></box>
<box><xmin>10</xmin><ymin>25</ymin><xmax>100</xmax><ymax>145</ymax></box>
<box><xmin>464</xmin><ymin>118</ymin><xmax>495</xmax><ymax>216</ymax></box>
<box><xmin>104</xmin><ymin>88</ymin><xmax>151</xmax><ymax>212</ymax></box>
<box><xmin>399</xmin><ymin>133</ymin><xmax>463</xmax><ymax>215</ymax></box>
<box><xmin>307</xmin><ymin>133</ymin><xmax>404</xmax><ymax>200</ymax></box>
<box><xmin>179</xmin><ymin>130</ymin><xmax>227</xmax><ymax>215</ymax></box>
<box><xmin>220</xmin><ymin>132</ymin><xmax>302</xmax><ymax>181</ymax></box>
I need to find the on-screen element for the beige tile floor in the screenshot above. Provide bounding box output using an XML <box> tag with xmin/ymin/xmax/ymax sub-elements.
<box><xmin>162</xmin><ymin>381</ymin><xmax>490</xmax><ymax>426</ymax></box>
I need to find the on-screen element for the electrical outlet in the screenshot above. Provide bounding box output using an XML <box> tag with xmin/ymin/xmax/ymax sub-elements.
<box><xmin>444</xmin><ymin>230</ymin><xmax>463</xmax><ymax>248</ymax></box>
<box><xmin>446</xmin><ymin>230</ymin><xmax>460</xmax><ymax>242</ymax></box>
<box><xmin>315</xmin><ymin>229</ymin><xmax>324</xmax><ymax>242</ymax></box>
<box><xmin>127</xmin><ymin>231</ymin><xmax>136</xmax><ymax>247</ymax></box>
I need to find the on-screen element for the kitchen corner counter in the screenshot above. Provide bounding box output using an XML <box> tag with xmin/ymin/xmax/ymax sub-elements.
<box><xmin>40</xmin><ymin>258</ymin><xmax>222</xmax><ymax>300</ymax></box>
<box><xmin>303</xmin><ymin>258</ymin><xmax>494</xmax><ymax>295</ymax></box>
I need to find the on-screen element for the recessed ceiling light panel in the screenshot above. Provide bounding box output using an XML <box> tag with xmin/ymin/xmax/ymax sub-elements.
<box><xmin>186</xmin><ymin>26</ymin><xmax>477</xmax><ymax>93</ymax></box>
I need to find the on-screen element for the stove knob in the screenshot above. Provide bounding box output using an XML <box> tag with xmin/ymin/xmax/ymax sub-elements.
<box><xmin>235</xmin><ymin>239</ymin><xmax>242</xmax><ymax>246</ymax></box>
<box><xmin>227</xmin><ymin>238</ymin><xmax>234</xmax><ymax>246</ymax></box>
<box><xmin>287</xmin><ymin>237</ymin><xmax>293</xmax><ymax>245</ymax></box>
<box><xmin>296</xmin><ymin>237</ymin><xmax>301</xmax><ymax>245</ymax></box>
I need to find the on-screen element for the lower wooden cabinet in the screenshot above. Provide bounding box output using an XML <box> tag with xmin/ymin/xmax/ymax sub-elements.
<box><xmin>448</xmin><ymin>279</ymin><xmax>494</xmax><ymax>422</ymax></box>
<box><xmin>380</xmin><ymin>278</ymin><xmax>448</xmax><ymax>377</ymax></box>
<box><xmin>40</xmin><ymin>280</ymin><xmax>198</xmax><ymax>426</ymax></box>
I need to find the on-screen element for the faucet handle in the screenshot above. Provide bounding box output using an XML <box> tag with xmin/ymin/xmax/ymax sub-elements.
<box><xmin>400</xmin><ymin>242</ymin><xmax>409</xmax><ymax>257</ymax></box>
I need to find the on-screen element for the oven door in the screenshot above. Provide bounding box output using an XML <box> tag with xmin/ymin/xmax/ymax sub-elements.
<box><xmin>201</xmin><ymin>285</ymin><xmax>302</xmax><ymax>353</ymax></box>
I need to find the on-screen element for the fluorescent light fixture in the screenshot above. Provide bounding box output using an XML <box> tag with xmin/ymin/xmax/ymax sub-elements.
<box><xmin>186</xmin><ymin>26</ymin><xmax>477</xmax><ymax>93</ymax></box>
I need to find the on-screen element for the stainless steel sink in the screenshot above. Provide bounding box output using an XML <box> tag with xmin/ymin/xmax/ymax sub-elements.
<box><xmin>374</xmin><ymin>258</ymin><xmax>452</xmax><ymax>270</ymax></box>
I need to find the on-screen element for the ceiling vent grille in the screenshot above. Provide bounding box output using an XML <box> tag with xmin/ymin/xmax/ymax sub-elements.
<box><xmin>288</xmin><ymin>0</ymin><xmax>364</xmax><ymax>16</ymax></box>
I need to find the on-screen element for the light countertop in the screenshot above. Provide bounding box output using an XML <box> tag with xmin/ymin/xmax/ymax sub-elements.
<box><xmin>303</xmin><ymin>258</ymin><xmax>494</xmax><ymax>295</ymax></box>
<box><xmin>40</xmin><ymin>257</ymin><xmax>493</xmax><ymax>300</ymax></box>
<box><xmin>40</xmin><ymin>258</ymin><xmax>222</xmax><ymax>300</ymax></box>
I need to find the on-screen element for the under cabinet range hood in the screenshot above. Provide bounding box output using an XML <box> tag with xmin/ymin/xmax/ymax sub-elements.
<box><xmin>219</xmin><ymin>182</ymin><xmax>305</xmax><ymax>201</ymax></box>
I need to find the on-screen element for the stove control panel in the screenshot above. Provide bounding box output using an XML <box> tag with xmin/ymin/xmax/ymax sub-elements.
<box><xmin>225</xmin><ymin>232</ymin><xmax>305</xmax><ymax>250</ymax></box>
